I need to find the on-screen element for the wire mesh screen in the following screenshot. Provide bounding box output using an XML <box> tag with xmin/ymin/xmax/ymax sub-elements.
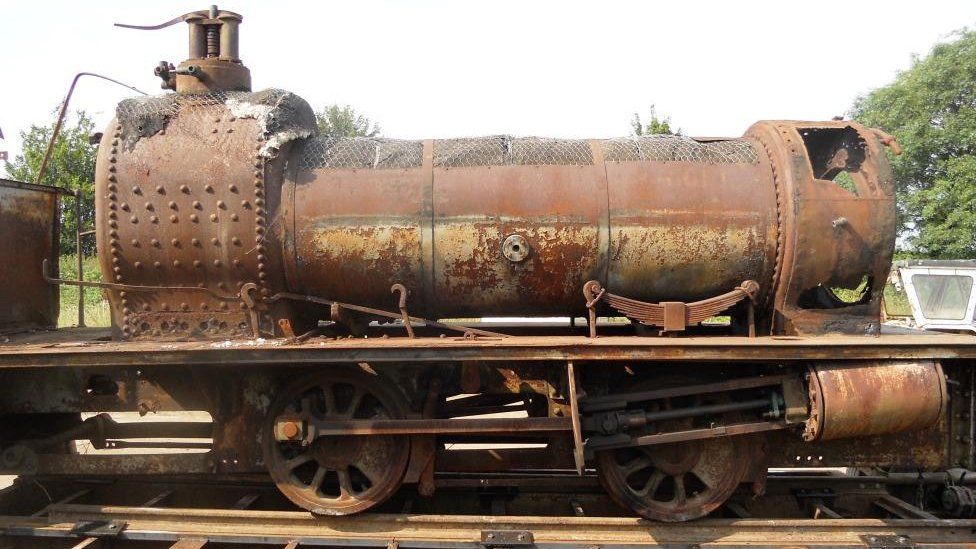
<box><xmin>300</xmin><ymin>137</ymin><xmax>424</xmax><ymax>170</ymax></box>
<box><xmin>602</xmin><ymin>136</ymin><xmax>759</xmax><ymax>164</ymax></box>
<box><xmin>434</xmin><ymin>137</ymin><xmax>594</xmax><ymax>168</ymax></box>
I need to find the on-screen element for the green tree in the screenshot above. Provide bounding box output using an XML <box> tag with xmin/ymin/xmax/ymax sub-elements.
<box><xmin>4</xmin><ymin>110</ymin><xmax>97</xmax><ymax>254</ymax></box>
<box><xmin>631</xmin><ymin>106</ymin><xmax>677</xmax><ymax>135</ymax></box>
<box><xmin>850</xmin><ymin>29</ymin><xmax>976</xmax><ymax>258</ymax></box>
<box><xmin>315</xmin><ymin>104</ymin><xmax>380</xmax><ymax>137</ymax></box>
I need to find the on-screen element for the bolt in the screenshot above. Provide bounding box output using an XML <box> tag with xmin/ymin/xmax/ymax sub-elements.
<box><xmin>281</xmin><ymin>421</ymin><xmax>301</xmax><ymax>439</ymax></box>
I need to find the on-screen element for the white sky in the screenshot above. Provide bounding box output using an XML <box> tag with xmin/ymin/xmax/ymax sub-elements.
<box><xmin>2</xmin><ymin>1</ymin><xmax>975</xmax><ymax>177</ymax></box>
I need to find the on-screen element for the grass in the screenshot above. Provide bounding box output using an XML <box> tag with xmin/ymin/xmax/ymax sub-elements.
<box><xmin>58</xmin><ymin>254</ymin><xmax>111</xmax><ymax>328</ymax></box>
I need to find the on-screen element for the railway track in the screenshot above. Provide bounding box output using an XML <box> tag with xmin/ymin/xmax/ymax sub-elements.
<box><xmin>1</xmin><ymin>472</ymin><xmax>975</xmax><ymax>548</ymax></box>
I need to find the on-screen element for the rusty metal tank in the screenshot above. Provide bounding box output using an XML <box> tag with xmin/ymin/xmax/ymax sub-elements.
<box><xmin>94</xmin><ymin>11</ymin><xmax>899</xmax><ymax>340</ymax></box>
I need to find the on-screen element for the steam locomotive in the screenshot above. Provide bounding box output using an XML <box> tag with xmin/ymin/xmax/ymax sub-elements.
<box><xmin>0</xmin><ymin>7</ymin><xmax>971</xmax><ymax>523</ymax></box>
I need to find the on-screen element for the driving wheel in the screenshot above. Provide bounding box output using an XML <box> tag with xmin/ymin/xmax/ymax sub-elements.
<box><xmin>595</xmin><ymin>377</ymin><xmax>755</xmax><ymax>521</ymax></box>
<box><xmin>264</xmin><ymin>366</ymin><xmax>410</xmax><ymax>515</ymax></box>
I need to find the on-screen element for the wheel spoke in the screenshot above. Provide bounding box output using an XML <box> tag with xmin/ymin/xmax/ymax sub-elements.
<box><xmin>355</xmin><ymin>459</ymin><xmax>382</xmax><ymax>485</ymax></box>
<box><xmin>672</xmin><ymin>475</ymin><xmax>687</xmax><ymax>504</ymax></box>
<box><xmin>321</xmin><ymin>384</ymin><xmax>337</xmax><ymax>415</ymax></box>
<box><xmin>284</xmin><ymin>452</ymin><xmax>313</xmax><ymax>472</ymax></box>
<box><xmin>336</xmin><ymin>468</ymin><xmax>354</xmax><ymax>499</ymax></box>
<box><xmin>690</xmin><ymin>461</ymin><xmax>719</xmax><ymax>490</ymax></box>
<box><xmin>307</xmin><ymin>465</ymin><xmax>326</xmax><ymax>493</ymax></box>
<box><xmin>638</xmin><ymin>468</ymin><xmax>666</xmax><ymax>497</ymax></box>
<box><xmin>344</xmin><ymin>387</ymin><xmax>366</xmax><ymax>418</ymax></box>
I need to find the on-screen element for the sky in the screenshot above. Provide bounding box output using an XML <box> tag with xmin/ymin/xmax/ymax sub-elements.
<box><xmin>2</xmin><ymin>1</ymin><xmax>975</xmax><ymax>176</ymax></box>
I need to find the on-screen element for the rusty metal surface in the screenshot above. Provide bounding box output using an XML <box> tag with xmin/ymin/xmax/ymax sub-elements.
<box><xmin>0</xmin><ymin>179</ymin><xmax>60</xmax><ymax>333</ymax></box>
<box><xmin>805</xmin><ymin>360</ymin><xmax>946</xmax><ymax>441</ymax></box>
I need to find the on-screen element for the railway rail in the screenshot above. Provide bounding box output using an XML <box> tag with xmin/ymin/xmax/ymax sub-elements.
<box><xmin>2</xmin><ymin>472</ymin><xmax>976</xmax><ymax>548</ymax></box>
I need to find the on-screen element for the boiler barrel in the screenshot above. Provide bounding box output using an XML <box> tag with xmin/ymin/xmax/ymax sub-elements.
<box><xmin>286</xmin><ymin>136</ymin><xmax>778</xmax><ymax>318</ymax></box>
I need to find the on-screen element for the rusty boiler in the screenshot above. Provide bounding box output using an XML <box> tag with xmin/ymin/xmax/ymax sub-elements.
<box><xmin>95</xmin><ymin>9</ymin><xmax>899</xmax><ymax>341</ymax></box>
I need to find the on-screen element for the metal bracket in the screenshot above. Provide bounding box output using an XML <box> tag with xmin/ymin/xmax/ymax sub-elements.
<box><xmin>481</xmin><ymin>530</ymin><xmax>534</xmax><ymax>547</ymax></box>
<box><xmin>859</xmin><ymin>534</ymin><xmax>915</xmax><ymax>549</ymax></box>
<box><xmin>69</xmin><ymin>519</ymin><xmax>126</xmax><ymax>537</ymax></box>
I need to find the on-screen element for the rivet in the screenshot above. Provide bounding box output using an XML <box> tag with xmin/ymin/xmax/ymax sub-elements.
<box><xmin>260</xmin><ymin>288</ymin><xmax>270</xmax><ymax>296</ymax></box>
<box><xmin>109</xmin><ymin>203</ymin><xmax>118</xmax><ymax>211</ymax></box>
<box><xmin>119</xmin><ymin>291</ymin><xmax>127</xmax><ymax>298</ymax></box>
<box><xmin>233</xmin><ymin>259</ymin><xmax>242</xmax><ymax>267</ymax></box>
<box><xmin>204</xmin><ymin>184</ymin><xmax>214</xmax><ymax>193</ymax></box>
<box><xmin>253</xmin><ymin>159</ymin><xmax>262</xmax><ymax>168</ymax></box>
<box><xmin>180</xmin><ymin>303</ymin><xmax>189</xmax><ymax>311</ymax></box>
<box><xmin>171</xmin><ymin>238</ymin><xmax>180</xmax><ymax>247</ymax></box>
<box><xmin>255</xmin><ymin>226</ymin><xmax>265</xmax><ymax>234</ymax></box>
<box><xmin>228</xmin><ymin>184</ymin><xmax>238</xmax><ymax>192</ymax></box>
<box><xmin>111</xmin><ymin>139</ymin><xmax>119</xmax><ymax>146</ymax></box>
<box><xmin>108</xmin><ymin>212</ymin><xmax>118</xmax><ymax>220</ymax></box>
<box><xmin>161</xmin><ymin>303</ymin><xmax>169</xmax><ymax>311</ymax></box>
<box><xmin>113</xmin><ymin>266</ymin><xmax>121</xmax><ymax>273</ymax></box>
<box><xmin>109</xmin><ymin>230</ymin><xmax>118</xmax><ymax>238</ymax></box>
<box><xmin>258</xmin><ymin>272</ymin><xmax>267</xmax><ymax>280</ymax></box>
<box><xmin>210</xmin><ymin>213</ymin><xmax>218</xmax><ymax>222</ymax></box>
<box><xmin>190</xmin><ymin>214</ymin><xmax>199</xmax><ymax>222</ymax></box>
<box><xmin>253</xmin><ymin>170</ymin><xmax>262</xmax><ymax>177</ymax></box>
<box><xmin>220</xmin><ymin>302</ymin><xmax>229</xmax><ymax>310</ymax></box>
<box><xmin>108</xmin><ymin>165</ymin><xmax>116</xmax><ymax>173</ymax></box>
<box><xmin>241</xmin><ymin>200</ymin><xmax>250</xmax><ymax>208</ymax></box>
<box><xmin>192</xmin><ymin>201</ymin><xmax>201</xmax><ymax>209</ymax></box>
<box><xmin>193</xmin><ymin>260</ymin><xmax>202</xmax><ymax>268</ymax></box>
<box><xmin>110</xmin><ymin>147</ymin><xmax>117</xmax><ymax>154</ymax></box>
<box><xmin>230</xmin><ymin>213</ymin><xmax>239</xmax><ymax>221</ymax></box>
<box><xmin>214</xmin><ymin>117</ymin><xmax>221</xmax><ymax>123</ymax></box>
<box><xmin>231</xmin><ymin>237</ymin><xmax>241</xmax><ymax>245</ymax></box>
<box><xmin>130</xmin><ymin>216</ymin><xmax>138</xmax><ymax>224</ymax></box>
<box><xmin>173</xmin><ymin>260</ymin><xmax>182</xmax><ymax>268</ymax></box>
<box><xmin>211</xmin><ymin>128</ymin><xmax>218</xmax><ymax>133</ymax></box>
<box><xmin>108</xmin><ymin>174</ymin><xmax>117</xmax><ymax>182</ymax></box>
<box><xmin>122</xmin><ymin>307</ymin><xmax>130</xmax><ymax>314</ymax></box>
<box><xmin>170</xmin><ymin>214</ymin><xmax>179</xmax><ymax>223</ymax></box>
<box><xmin>130</xmin><ymin>239</ymin><xmax>139</xmax><ymax>247</ymax></box>
<box><xmin>142</xmin><ymin>304</ymin><xmax>151</xmax><ymax>311</ymax></box>
<box><xmin>227</xmin><ymin>128</ymin><xmax>234</xmax><ymax>133</ymax></box>
<box><xmin>211</xmin><ymin>237</ymin><xmax>220</xmax><ymax>246</ymax></box>
<box><xmin>144</xmin><ymin>202</ymin><xmax>153</xmax><ymax>211</ymax></box>
<box><xmin>240</xmin><ymin>302</ymin><xmax>247</xmax><ymax>309</ymax></box>
<box><xmin>254</xmin><ymin>198</ymin><xmax>265</xmax><ymax>206</ymax></box>
<box><xmin>156</xmin><ymin>185</ymin><xmax>165</xmax><ymax>194</ymax></box>
<box><xmin>115</xmin><ymin>274</ymin><xmax>123</xmax><ymax>281</ymax></box>
<box><xmin>255</xmin><ymin>218</ymin><xmax>265</xmax><ymax>226</ymax></box>
<box><xmin>213</xmin><ymin>259</ymin><xmax>222</xmax><ymax>267</ymax></box>
<box><xmin>120</xmin><ymin>202</ymin><xmax>129</xmax><ymax>211</ymax></box>
<box><xmin>112</xmin><ymin>257</ymin><xmax>121</xmax><ymax>264</ymax></box>
<box><xmin>149</xmin><ymin>215</ymin><xmax>159</xmax><ymax>223</ymax></box>
<box><xmin>216</xmin><ymin>200</ymin><xmax>226</xmax><ymax>209</ymax></box>
<box><xmin>168</xmin><ymin>201</ymin><xmax>177</xmax><ymax>209</ymax></box>
<box><xmin>255</xmin><ymin>207</ymin><xmax>266</xmax><ymax>216</ymax></box>
<box><xmin>108</xmin><ymin>193</ymin><xmax>117</xmax><ymax>201</ymax></box>
<box><xmin>150</xmin><ymin>238</ymin><xmax>160</xmax><ymax>247</ymax></box>
<box><xmin>257</xmin><ymin>254</ymin><xmax>266</xmax><ymax>262</ymax></box>
<box><xmin>217</xmin><ymin>282</ymin><xmax>227</xmax><ymax>289</ymax></box>
<box><xmin>108</xmin><ymin>220</ymin><xmax>118</xmax><ymax>228</ymax></box>
<box><xmin>109</xmin><ymin>157</ymin><xmax>117</xmax><ymax>163</ymax></box>
<box><xmin>256</xmin><ymin>245</ymin><xmax>266</xmax><ymax>254</ymax></box>
<box><xmin>191</xmin><ymin>238</ymin><xmax>201</xmax><ymax>246</ymax></box>
<box><xmin>131</xmin><ymin>186</ymin><xmax>141</xmax><ymax>195</ymax></box>
<box><xmin>254</xmin><ymin>189</ymin><xmax>264</xmax><ymax>198</ymax></box>
<box><xmin>107</xmin><ymin>184</ymin><xmax>118</xmax><ymax>192</ymax></box>
<box><xmin>153</xmin><ymin>261</ymin><xmax>162</xmax><ymax>269</ymax></box>
<box><xmin>180</xmin><ymin>185</ymin><xmax>190</xmax><ymax>193</ymax></box>
<box><xmin>202</xmin><ymin>303</ymin><xmax>210</xmax><ymax>310</ymax></box>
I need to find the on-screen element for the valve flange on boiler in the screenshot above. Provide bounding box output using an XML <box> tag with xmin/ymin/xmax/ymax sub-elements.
<box><xmin>116</xmin><ymin>5</ymin><xmax>251</xmax><ymax>93</ymax></box>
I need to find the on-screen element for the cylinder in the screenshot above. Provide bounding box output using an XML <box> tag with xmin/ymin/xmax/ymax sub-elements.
<box><xmin>288</xmin><ymin>136</ymin><xmax>777</xmax><ymax>318</ymax></box>
<box><xmin>803</xmin><ymin>360</ymin><xmax>946</xmax><ymax>441</ymax></box>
